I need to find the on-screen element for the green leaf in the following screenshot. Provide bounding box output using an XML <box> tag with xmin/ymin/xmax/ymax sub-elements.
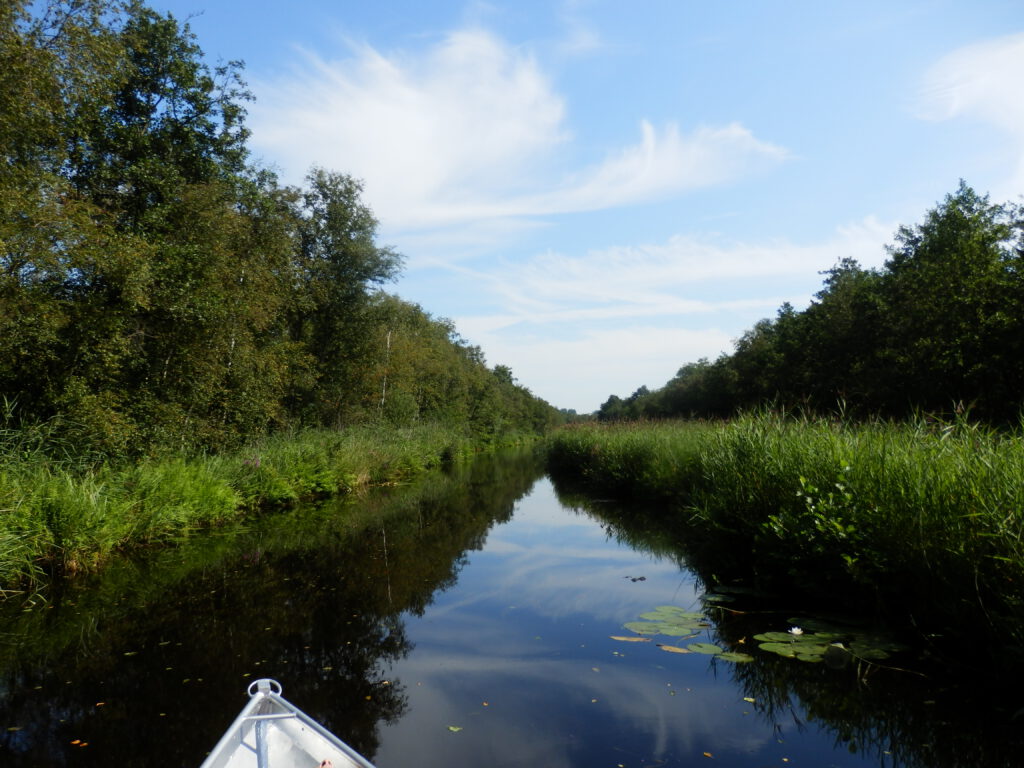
<box><xmin>718</xmin><ymin>652</ymin><xmax>755</xmax><ymax>663</ymax></box>
<box><xmin>622</xmin><ymin>622</ymin><xmax>662</xmax><ymax>635</ymax></box>
<box><xmin>658</xmin><ymin>644</ymin><xmax>691</xmax><ymax>654</ymax></box>
<box><xmin>687</xmin><ymin>642</ymin><xmax>723</xmax><ymax>655</ymax></box>
<box><xmin>757</xmin><ymin>642</ymin><xmax>798</xmax><ymax>658</ymax></box>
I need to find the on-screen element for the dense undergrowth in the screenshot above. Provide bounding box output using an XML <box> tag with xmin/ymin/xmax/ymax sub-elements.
<box><xmin>546</xmin><ymin>414</ymin><xmax>1024</xmax><ymax>666</ymax></box>
<box><xmin>0</xmin><ymin>421</ymin><xmax>529</xmax><ymax>591</ymax></box>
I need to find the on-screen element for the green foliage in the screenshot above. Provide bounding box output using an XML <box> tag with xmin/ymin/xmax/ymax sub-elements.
<box><xmin>546</xmin><ymin>416</ymin><xmax>1024</xmax><ymax>662</ymax></box>
<box><xmin>599</xmin><ymin>182</ymin><xmax>1024</xmax><ymax>424</ymax></box>
<box><xmin>0</xmin><ymin>422</ymin><xmax>492</xmax><ymax>588</ymax></box>
<box><xmin>1</xmin><ymin>0</ymin><xmax>559</xmax><ymax>458</ymax></box>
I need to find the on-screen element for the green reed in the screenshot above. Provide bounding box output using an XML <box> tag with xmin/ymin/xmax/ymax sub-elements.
<box><xmin>0</xmin><ymin>422</ymin><xmax>487</xmax><ymax>590</ymax></box>
<box><xmin>546</xmin><ymin>414</ymin><xmax>1024</xmax><ymax>658</ymax></box>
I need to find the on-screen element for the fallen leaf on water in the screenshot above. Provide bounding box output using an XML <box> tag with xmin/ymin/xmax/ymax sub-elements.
<box><xmin>610</xmin><ymin>636</ymin><xmax>651</xmax><ymax>643</ymax></box>
<box><xmin>703</xmin><ymin>751</ymin><xmax>713</xmax><ymax>758</ymax></box>
<box><xmin>591</xmin><ymin>667</ymin><xmax>600</xmax><ymax>672</ymax></box>
<box><xmin>743</xmin><ymin>697</ymin><xmax>755</xmax><ymax>703</ymax></box>
<box><xmin>658</xmin><ymin>645</ymin><xmax>691</xmax><ymax>654</ymax></box>
<box><xmin>447</xmin><ymin>726</ymin><xmax>462</xmax><ymax>733</ymax></box>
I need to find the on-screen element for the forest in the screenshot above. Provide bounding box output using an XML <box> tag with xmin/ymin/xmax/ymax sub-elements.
<box><xmin>597</xmin><ymin>182</ymin><xmax>1024</xmax><ymax>425</ymax></box>
<box><xmin>1</xmin><ymin>0</ymin><xmax>560</xmax><ymax>463</ymax></box>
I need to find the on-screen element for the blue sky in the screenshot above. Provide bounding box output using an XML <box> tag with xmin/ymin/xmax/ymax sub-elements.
<box><xmin>151</xmin><ymin>0</ymin><xmax>1024</xmax><ymax>412</ymax></box>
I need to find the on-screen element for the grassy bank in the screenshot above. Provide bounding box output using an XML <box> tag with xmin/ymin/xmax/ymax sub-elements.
<box><xmin>546</xmin><ymin>415</ymin><xmax>1024</xmax><ymax>663</ymax></box>
<box><xmin>0</xmin><ymin>422</ymin><xmax>527</xmax><ymax>590</ymax></box>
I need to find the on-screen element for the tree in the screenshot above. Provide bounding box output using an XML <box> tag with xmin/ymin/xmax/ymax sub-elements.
<box><xmin>883</xmin><ymin>181</ymin><xmax>1021</xmax><ymax>419</ymax></box>
<box><xmin>289</xmin><ymin>169</ymin><xmax>402</xmax><ymax>426</ymax></box>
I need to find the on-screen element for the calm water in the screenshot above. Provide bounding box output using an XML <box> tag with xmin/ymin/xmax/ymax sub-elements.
<box><xmin>0</xmin><ymin>451</ymin><xmax>1019</xmax><ymax>767</ymax></box>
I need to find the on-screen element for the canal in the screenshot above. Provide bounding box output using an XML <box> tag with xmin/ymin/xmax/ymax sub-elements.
<box><xmin>0</xmin><ymin>450</ymin><xmax>1019</xmax><ymax>767</ymax></box>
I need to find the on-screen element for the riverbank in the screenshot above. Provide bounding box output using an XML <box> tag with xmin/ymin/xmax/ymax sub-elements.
<box><xmin>0</xmin><ymin>422</ymin><xmax>533</xmax><ymax>591</ymax></box>
<box><xmin>545</xmin><ymin>415</ymin><xmax>1024</xmax><ymax>667</ymax></box>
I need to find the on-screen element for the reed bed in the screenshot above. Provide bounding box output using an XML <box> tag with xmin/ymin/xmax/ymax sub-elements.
<box><xmin>0</xmin><ymin>422</ymin><xmax>482</xmax><ymax>589</ymax></box>
<box><xmin>546</xmin><ymin>415</ymin><xmax>1024</xmax><ymax>659</ymax></box>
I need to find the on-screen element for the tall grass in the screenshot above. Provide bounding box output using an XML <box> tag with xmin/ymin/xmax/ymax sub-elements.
<box><xmin>0</xmin><ymin>422</ymin><xmax>492</xmax><ymax>590</ymax></box>
<box><xmin>546</xmin><ymin>415</ymin><xmax>1024</xmax><ymax>660</ymax></box>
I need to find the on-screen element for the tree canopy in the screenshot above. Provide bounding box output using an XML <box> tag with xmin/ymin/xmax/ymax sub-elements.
<box><xmin>598</xmin><ymin>182</ymin><xmax>1024</xmax><ymax>425</ymax></box>
<box><xmin>1</xmin><ymin>0</ymin><xmax>559</xmax><ymax>456</ymax></box>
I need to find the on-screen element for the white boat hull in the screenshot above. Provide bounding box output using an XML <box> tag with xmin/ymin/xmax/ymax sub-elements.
<box><xmin>200</xmin><ymin>679</ymin><xmax>376</xmax><ymax>768</ymax></box>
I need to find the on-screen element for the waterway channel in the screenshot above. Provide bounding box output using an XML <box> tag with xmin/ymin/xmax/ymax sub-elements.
<box><xmin>0</xmin><ymin>449</ymin><xmax>1019</xmax><ymax>767</ymax></box>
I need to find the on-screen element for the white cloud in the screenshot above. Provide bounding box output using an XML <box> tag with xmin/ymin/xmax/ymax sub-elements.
<box><xmin>249</xmin><ymin>27</ymin><xmax>786</xmax><ymax>235</ymax></box>
<box><xmin>452</xmin><ymin>217</ymin><xmax>894</xmax><ymax>411</ymax></box>
<box><xmin>918</xmin><ymin>31</ymin><xmax>1024</xmax><ymax>198</ymax></box>
<box><xmin>476</xmin><ymin>215</ymin><xmax>893</xmax><ymax>325</ymax></box>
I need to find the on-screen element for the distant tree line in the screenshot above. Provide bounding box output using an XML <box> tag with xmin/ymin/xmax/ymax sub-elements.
<box><xmin>1</xmin><ymin>0</ymin><xmax>559</xmax><ymax>457</ymax></box>
<box><xmin>598</xmin><ymin>182</ymin><xmax>1024</xmax><ymax>424</ymax></box>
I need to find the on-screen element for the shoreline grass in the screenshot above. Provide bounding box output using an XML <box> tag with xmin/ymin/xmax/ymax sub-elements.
<box><xmin>546</xmin><ymin>415</ymin><xmax>1024</xmax><ymax>665</ymax></box>
<box><xmin>0</xmin><ymin>422</ymin><xmax>533</xmax><ymax>590</ymax></box>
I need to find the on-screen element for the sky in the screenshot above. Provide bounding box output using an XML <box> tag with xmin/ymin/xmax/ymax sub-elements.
<box><xmin>149</xmin><ymin>0</ymin><xmax>1024</xmax><ymax>413</ymax></box>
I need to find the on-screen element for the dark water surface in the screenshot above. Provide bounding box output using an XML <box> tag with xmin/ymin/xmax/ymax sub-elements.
<box><xmin>0</xmin><ymin>451</ymin><xmax>1019</xmax><ymax>767</ymax></box>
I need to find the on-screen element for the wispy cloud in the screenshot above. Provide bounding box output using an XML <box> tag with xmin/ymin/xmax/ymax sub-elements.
<box><xmin>472</xmin><ymin>216</ymin><xmax>893</xmax><ymax>327</ymax></box>
<box><xmin>918</xmin><ymin>31</ymin><xmax>1024</xmax><ymax>198</ymax></box>
<box><xmin>249</xmin><ymin>27</ymin><xmax>786</xmax><ymax>235</ymax></box>
<box><xmin>453</xmin><ymin>217</ymin><xmax>894</xmax><ymax>410</ymax></box>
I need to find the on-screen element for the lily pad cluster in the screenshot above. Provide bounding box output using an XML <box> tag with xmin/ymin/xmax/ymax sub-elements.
<box><xmin>621</xmin><ymin>605</ymin><xmax>753</xmax><ymax>663</ymax></box>
<box><xmin>755</xmin><ymin>618</ymin><xmax>908</xmax><ymax>664</ymax></box>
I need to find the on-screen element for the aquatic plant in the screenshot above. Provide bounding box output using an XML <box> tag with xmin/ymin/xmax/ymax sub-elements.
<box><xmin>547</xmin><ymin>413</ymin><xmax>1024</xmax><ymax>667</ymax></box>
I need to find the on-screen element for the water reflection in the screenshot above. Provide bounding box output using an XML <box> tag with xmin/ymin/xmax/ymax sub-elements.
<box><xmin>559</xmin><ymin>481</ymin><xmax>1024</xmax><ymax>768</ymax></box>
<box><xmin>0</xmin><ymin>449</ymin><xmax>544</xmax><ymax>767</ymax></box>
<box><xmin>1</xmin><ymin>452</ymin><xmax>1021</xmax><ymax>767</ymax></box>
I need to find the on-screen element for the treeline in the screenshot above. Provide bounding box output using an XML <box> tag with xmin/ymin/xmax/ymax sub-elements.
<box><xmin>599</xmin><ymin>182</ymin><xmax>1024</xmax><ymax>424</ymax></box>
<box><xmin>1</xmin><ymin>0</ymin><xmax>558</xmax><ymax>458</ymax></box>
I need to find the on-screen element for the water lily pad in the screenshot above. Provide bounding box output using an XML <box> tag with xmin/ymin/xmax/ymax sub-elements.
<box><xmin>757</xmin><ymin>642</ymin><xmax>799</xmax><ymax>658</ymax></box>
<box><xmin>657</xmin><ymin>625</ymin><xmax>703</xmax><ymax>637</ymax></box>
<box><xmin>700</xmin><ymin>593</ymin><xmax>736</xmax><ymax>603</ymax></box>
<box><xmin>623</xmin><ymin>622</ymin><xmax>663</xmax><ymax>635</ymax></box>
<box><xmin>796</xmin><ymin>653</ymin><xmax>825</xmax><ymax>663</ymax></box>
<box><xmin>753</xmin><ymin>631</ymin><xmax>798</xmax><ymax>643</ymax></box>
<box><xmin>849</xmin><ymin>642</ymin><xmax>891</xmax><ymax>660</ymax></box>
<box><xmin>687</xmin><ymin>643</ymin><xmax>724</xmax><ymax>655</ymax></box>
<box><xmin>718</xmin><ymin>652</ymin><xmax>755</xmax><ymax>663</ymax></box>
<box><xmin>658</xmin><ymin>644</ymin><xmax>691</xmax><ymax>654</ymax></box>
<box><xmin>652</xmin><ymin>607</ymin><xmax>705</xmax><ymax>620</ymax></box>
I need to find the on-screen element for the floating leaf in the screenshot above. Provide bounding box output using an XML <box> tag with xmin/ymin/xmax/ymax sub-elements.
<box><xmin>652</xmin><ymin>606</ymin><xmax>705</xmax><ymax>620</ymax></box>
<box><xmin>753</xmin><ymin>632</ymin><xmax>797</xmax><ymax>643</ymax></box>
<box><xmin>658</xmin><ymin>644</ymin><xmax>691</xmax><ymax>654</ymax></box>
<box><xmin>757</xmin><ymin>642</ymin><xmax>799</xmax><ymax>658</ymax></box>
<box><xmin>700</xmin><ymin>593</ymin><xmax>735</xmax><ymax>603</ymax></box>
<box><xmin>447</xmin><ymin>726</ymin><xmax>463</xmax><ymax>733</ymax></box>
<box><xmin>743</xmin><ymin>697</ymin><xmax>755</xmax><ymax>703</ymax></box>
<box><xmin>687</xmin><ymin>643</ymin><xmax>723</xmax><ymax>655</ymax></box>
<box><xmin>657</xmin><ymin>626</ymin><xmax>702</xmax><ymax>638</ymax></box>
<box><xmin>623</xmin><ymin>622</ymin><xmax>663</xmax><ymax>635</ymax></box>
<box><xmin>796</xmin><ymin>653</ymin><xmax>825</xmax><ymax>663</ymax></box>
<box><xmin>718</xmin><ymin>652</ymin><xmax>755</xmax><ymax>663</ymax></box>
<box><xmin>849</xmin><ymin>643</ymin><xmax>891</xmax><ymax>660</ymax></box>
<box><xmin>610</xmin><ymin>636</ymin><xmax>651</xmax><ymax>643</ymax></box>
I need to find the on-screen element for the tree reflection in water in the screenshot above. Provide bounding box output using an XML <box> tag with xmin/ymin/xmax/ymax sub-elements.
<box><xmin>0</xmin><ymin>448</ymin><xmax>545</xmax><ymax>767</ymax></box>
<box><xmin>553</xmin><ymin>478</ymin><xmax>1024</xmax><ymax>768</ymax></box>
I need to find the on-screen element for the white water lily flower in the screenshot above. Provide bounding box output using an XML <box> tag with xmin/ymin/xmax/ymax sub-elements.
<box><xmin>788</xmin><ymin>626</ymin><xmax>804</xmax><ymax>636</ymax></box>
